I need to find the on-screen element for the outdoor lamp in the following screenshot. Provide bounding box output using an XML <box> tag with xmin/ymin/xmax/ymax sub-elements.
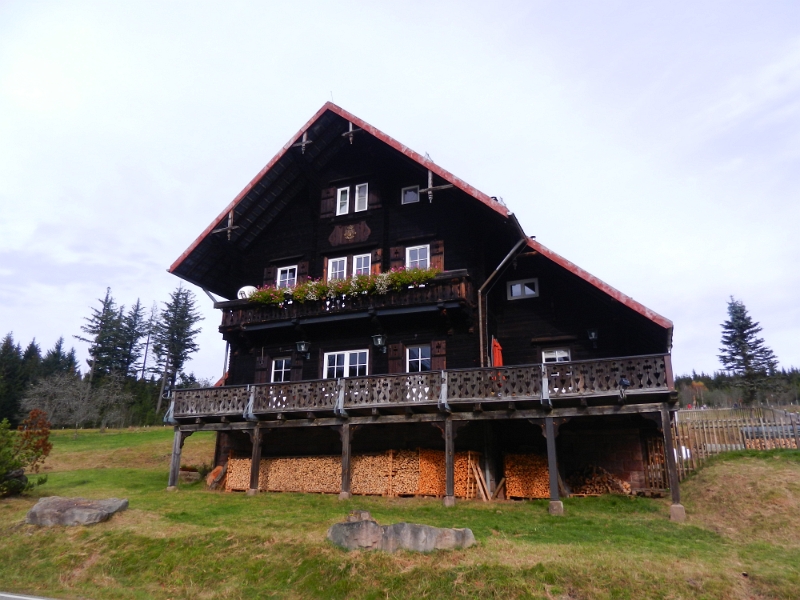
<box><xmin>295</xmin><ymin>340</ymin><xmax>310</xmax><ymax>359</ymax></box>
<box><xmin>587</xmin><ymin>328</ymin><xmax>599</xmax><ymax>348</ymax></box>
<box><xmin>371</xmin><ymin>334</ymin><xmax>387</xmax><ymax>353</ymax></box>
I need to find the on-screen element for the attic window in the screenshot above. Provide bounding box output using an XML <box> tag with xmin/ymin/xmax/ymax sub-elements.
<box><xmin>336</xmin><ymin>188</ymin><xmax>349</xmax><ymax>216</ymax></box>
<box><xmin>401</xmin><ymin>186</ymin><xmax>419</xmax><ymax>204</ymax></box>
<box><xmin>507</xmin><ymin>278</ymin><xmax>538</xmax><ymax>300</ymax></box>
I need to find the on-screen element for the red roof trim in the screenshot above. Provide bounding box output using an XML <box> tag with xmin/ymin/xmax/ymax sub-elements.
<box><xmin>527</xmin><ymin>239</ymin><xmax>674</xmax><ymax>330</ymax></box>
<box><xmin>169</xmin><ymin>102</ymin><xmax>508</xmax><ymax>274</ymax></box>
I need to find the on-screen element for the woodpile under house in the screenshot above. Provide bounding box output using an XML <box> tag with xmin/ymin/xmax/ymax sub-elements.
<box><xmin>164</xmin><ymin>103</ymin><xmax>684</xmax><ymax>518</ymax></box>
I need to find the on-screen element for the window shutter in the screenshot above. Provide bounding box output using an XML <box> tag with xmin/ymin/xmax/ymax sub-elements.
<box><xmin>388</xmin><ymin>343</ymin><xmax>404</xmax><ymax>373</ymax></box>
<box><xmin>263</xmin><ymin>266</ymin><xmax>276</xmax><ymax>287</ymax></box>
<box><xmin>431</xmin><ymin>240</ymin><xmax>445</xmax><ymax>271</ymax></box>
<box><xmin>320</xmin><ymin>187</ymin><xmax>336</xmax><ymax>218</ymax></box>
<box><xmin>254</xmin><ymin>354</ymin><xmax>270</xmax><ymax>384</ymax></box>
<box><xmin>389</xmin><ymin>246</ymin><xmax>405</xmax><ymax>270</ymax></box>
<box><xmin>431</xmin><ymin>339</ymin><xmax>446</xmax><ymax>371</ymax></box>
<box><xmin>297</xmin><ymin>261</ymin><xmax>309</xmax><ymax>281</ymax></box>
<box><xmin>370</xmin><ymin>248</ymin><xmax>383</xmax><ymax>274</ymax></box>
<box><xmin>290</xmin><ymin>352</ymin><xmax>304</xmax><ymax>382</ymax></box>
<box><xmin>368</xmin><ymin>184</ymin><xmax>381</xmax><ymax>209</ymax></box>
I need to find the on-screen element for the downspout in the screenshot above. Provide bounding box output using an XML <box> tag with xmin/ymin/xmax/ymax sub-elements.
<box><xmin>478</xmin><ymin>215</ymin><xmax>529</xmax><ymax>367</ymax></box>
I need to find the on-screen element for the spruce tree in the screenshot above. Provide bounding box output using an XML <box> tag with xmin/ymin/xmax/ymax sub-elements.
<box><xmin>75</xmin><ymin>288</ymin><xmax>123</xmax><ymax>379</ymax></box>
<box><xmin>119</xmin><ymin>300</ymin><xmax>148</xmax><ymax>378</ymax></box>
<box><xmin>0</xmin><ymin>334</ymin><xmax>24</xmax><ymax>424</ymax></box>
<box><xmin>41</xmin><ymin>338</ymin><xmax>79</xmax><ymax>378</ymax></box>
<box><xmin>719</xmin><ymin>297</ymin><xmax>778</xmax><ymax>403</ymax></box>
<box><xmin>151</xmin><ymin>286</ymin><xmax>203</xmax><ymax>412</ymax></box>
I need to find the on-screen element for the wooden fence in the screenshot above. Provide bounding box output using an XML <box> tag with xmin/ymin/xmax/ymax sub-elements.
<box><xmin>670</xmin><ymin>408</ymin><xmax>800</xmax><ymax>480</ymax></box>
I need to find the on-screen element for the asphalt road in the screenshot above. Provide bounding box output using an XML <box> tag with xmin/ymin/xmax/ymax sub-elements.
<box><xmin>0</xmin><ymin>593</ymin><xmax>58</xmax><ymax>600</ymax></box>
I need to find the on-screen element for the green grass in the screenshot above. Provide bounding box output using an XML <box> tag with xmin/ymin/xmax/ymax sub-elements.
<box><xmin>1</xmin><ymin>431</ymin><xmax>799</xmax><ymax>599</ymax></box>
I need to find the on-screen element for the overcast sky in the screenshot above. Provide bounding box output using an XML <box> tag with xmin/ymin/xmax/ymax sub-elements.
<box><xmin>1</xmin><ymin>1</ymin><xmax>798</xmax><ymax>380</ymax></box>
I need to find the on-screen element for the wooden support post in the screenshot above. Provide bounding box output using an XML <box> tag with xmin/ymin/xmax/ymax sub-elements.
<box><xmin>167</xmin><ymin>429</ymin><xmax>192</xmax><ymax>491</ymax></box>
<box><xmin>339</xmin><ymin>423</ymin><xmax>352</xmax><ymax>500</ymax></box>
<box><xmin>660</xmin><ymin>405</ymin><xmax>685</xmax><ymax>521</ymax></box>
<box><xmin>444</xmin><ymin>417</ymin><xmax>455</xmax><ymax>507</ymax></box>
<box><xmin>545</xmin><ymin>417</ymin><xmax>563</xmax><ymax>515</ymax></box>
<box><xmin>247</xmin><ymin>426</ymin><xmax>262</xmax><ymax>496</ymax></box>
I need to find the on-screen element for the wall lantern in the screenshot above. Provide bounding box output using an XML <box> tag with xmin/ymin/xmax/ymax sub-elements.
<box><xmin>587</xmin><ymin>328</ymin><xmax>599</xmax><ymax>348</ymax></box>
<box><xmin>371</xmin><ymin>334</ymin><xmax>388</xmax><ymax>353</ymax></box>
<box><xmin>295</xmin><ymin>341</ymin><xmax>311</xmax><ymax>359</ymax></box>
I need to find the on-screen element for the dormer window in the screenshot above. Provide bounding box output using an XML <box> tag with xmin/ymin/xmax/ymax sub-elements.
<box><xmin>401</xmin><ymin>185</ymin><xmax>419</xmax><ymax>204</ymax></box>
<box><xmin>277</xmin><ymin>266</ymin><xmax>297</xmax><ymax>288</ymax></box>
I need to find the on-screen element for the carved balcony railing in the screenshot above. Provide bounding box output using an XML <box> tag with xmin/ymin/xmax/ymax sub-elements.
<box><xmin>171</xmin><ymin>354</ymin><xmax>673</xmax><ymax>420</ymax></box>
<box><xmin>217</xmin><ymin>272</ymin><xmax>473</xmax><ymax>330</ymax></box>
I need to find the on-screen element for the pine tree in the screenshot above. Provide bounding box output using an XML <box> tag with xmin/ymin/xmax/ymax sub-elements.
<box><xmin>0</xmin><ymin>334</ymin><xmax>24</xmax><ymax>424</ymax></box>
<box><xmin>118</xmin><ymin>299</ymin><xmax>148</xmax><ymax>378</ymax></box>
<box><xmin>719</xmin><ymin>297</ymin><xmax>778</xmax><ymax>403</ymax></box>
<box><xmin>151</xmin><ymin>286</ymin><xmax>203</xmax><ymax>413</ymax></box>
<box><xmin>75</xmin><ymin>288</ymin><xmax>124</xmax><ymax>379</ymax></box>
<box><xmin>41</xmin><ymin>338</ymin><xmax>79</xmax><ymax>378</ymax></box>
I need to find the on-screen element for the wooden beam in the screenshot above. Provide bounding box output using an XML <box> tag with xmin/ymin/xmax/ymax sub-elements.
<box><xmin>444</xmin><ymin>417</ymin><xmax>455</xmax><ymax>506</ymax></box>
<box><xmin>167</xmin><ymin>430</ymin><xmax>192</xmax><ymax>490</ymax></box>
<box><xmin>660</xmin><ymin>405</ymin><xmax>681</xmax><ymax>505</ymax></box>
<box><xmin>247</xmin><ymin>426</ymin><xmax>262</xmax><ymax>495</ymax></box>
<box><xmin>545</xmin><ymin>417</ymin><xmax>559</xmax><ymax>502</ymax></box>
<box><xmin>339</xmin><ymin>423</ymin><xmax>352</xmax><ymax>500</ymax></box>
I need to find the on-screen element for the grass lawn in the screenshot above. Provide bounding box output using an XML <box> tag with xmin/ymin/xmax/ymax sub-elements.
<box><xmin>1</xmin><ymin>430</ymin><xmax>799</xmax><ymax>599</ymax></box>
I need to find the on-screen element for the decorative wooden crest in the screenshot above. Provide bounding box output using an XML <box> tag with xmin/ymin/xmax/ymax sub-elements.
<box><xmin>329</xmin><ymin>221</ymin><xmax>371</xmax><ymax>246</ymax></box>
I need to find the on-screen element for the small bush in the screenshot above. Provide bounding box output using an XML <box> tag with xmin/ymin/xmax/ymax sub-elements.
<box><xmin>0</xmin><ymin>409</ymin><xmax>52</xmax><ymax>497</ymax></box>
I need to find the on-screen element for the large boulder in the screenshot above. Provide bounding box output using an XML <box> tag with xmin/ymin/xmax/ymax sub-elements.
<box><xmin>26</xmin><ymin>496</ymin><xmax>128</xmax><ymax>526</ymax></box>
<box><xmin>327</xmin><ymin>512</ymin><xmax>475</xmax><ymax>552</ymax></box>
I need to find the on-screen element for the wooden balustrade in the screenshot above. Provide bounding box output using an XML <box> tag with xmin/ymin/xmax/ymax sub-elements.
<box><xmin>218</xmin><ymin>275</ymin><xmax>473</xmax><ymax>330</ymax></box>
<box><xmin>171</xmin><ymin>354</ymin><xmax>673</xmax><ymax>419</ymax></box>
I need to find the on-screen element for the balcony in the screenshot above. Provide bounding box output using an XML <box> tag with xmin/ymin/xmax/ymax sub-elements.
<box><xmin>216</xmin><ymin>271</ymin><xmax>474</xmax><ymax>332</ymax></box>
<box><xmin>169</xmin><ymin>354</ymin><xmax>674</xmax><ymax>423</ymax></box>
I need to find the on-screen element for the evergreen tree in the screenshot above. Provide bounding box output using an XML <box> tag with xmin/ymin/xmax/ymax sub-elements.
<box><xmin>75</xmin><ymin>288</ymin><xmax>124</xmax><ymax>379</ymax></box>
<box><xmin>119</xmin><ymin>299</ymin><xmax>148</xmax><ymax>378</ymax></box>
<box><xmin>41</xmin><ymin>338</ymin><xmax>79</xmax><ymax>378</ymax></box>
<box><xmin>20</xmin><ymin>340</ymin><xmax>42</xmax><ymax>387</ymax></box>
<box><xmin>719</xmin><ymin>297</ymin><xmax>778</xmax><ymax>403</ymax></box>
<box><xmin>0</xmin><ymin>334</ymin><xmax>24</xmax><ymax>424</ymax></box>
<box><xmin>151</xmin><ymin>286</ymin><xmax>203</xmax><ymax>412</ymax></box>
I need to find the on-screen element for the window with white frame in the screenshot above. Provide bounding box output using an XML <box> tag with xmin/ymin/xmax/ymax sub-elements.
<box><xmin>406</xmin><ymin>245</ymin><xmax>429</xmax><ymax>270</ymax></box>
<box><xmin>336</xmin><ymin>187</ymin><xmax>350</xmax><ymax>216</ymax></box>
<box><xmin>542</xmin><ymin>349</ymin><xmax>571</xmax><ymax>363</ymax></box>
<box><xmin>401</xmin><ymin>185</ymin><xmax>419</xmax><ymax>205</ymax></box>
<box><xmin>354</xmin><ymin>183</ymin><xmax>368</xmax><ymax>212</ymax></box>
<box><xmin>507</xmin><ymin>278</ymin><xmax>539</xmax><ymax>300</ymax></box>
<box><xmin>406</xmin><ymin>346</ymin><xmax>431</xmax><ymax>372</ymax></box>
<box><xmin>277</xmin><ymin>265</ymin><xmax>297</xmax><ymax>288</ymax></box>
<box><xmin>328</xmin><ymin>257</ymin><xmax>347</xmax><ymax>281</ymax></box>
<box><xmin>271</xmin><ymin>357</ymin><xmax>292</xmax><ymax>382</ymax></box>
<box><xmin>353</xmin><ymin>253</ymin><xmax>371</xmax><ymax>276</ymax></box>
<box><xmin>324</xmin><ymin>350</ymin><xmax>369</xmax><ymax>378</ymax></box>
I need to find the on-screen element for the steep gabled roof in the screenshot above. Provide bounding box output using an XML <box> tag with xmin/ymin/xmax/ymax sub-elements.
<box><xmin>169</xmin><ymin>102</ymin><xmax>509</xmax><ymax>289</ymax></box>
<box><xmin>168</xmin><ymin>103</ymin><xmax>672</xmax><ymax>334</ymax></box>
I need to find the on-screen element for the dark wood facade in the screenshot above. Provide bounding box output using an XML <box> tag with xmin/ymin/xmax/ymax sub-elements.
<box><xmin>165</xmin><ymin>103</ymin><xmax>682</xmax><ymax>516</ymax></box>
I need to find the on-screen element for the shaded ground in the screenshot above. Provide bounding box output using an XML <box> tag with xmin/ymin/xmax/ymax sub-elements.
<box><xmin>0</xmin><ymin>431</ymin><xmax>798</xmax><ymax>599</ymax></box>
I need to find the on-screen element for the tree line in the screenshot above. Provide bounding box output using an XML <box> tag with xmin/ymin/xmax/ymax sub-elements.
<box><xmin>0</xmin><ymin>286</ymin><xmax>204</xmax><ymax>428</ymax></box>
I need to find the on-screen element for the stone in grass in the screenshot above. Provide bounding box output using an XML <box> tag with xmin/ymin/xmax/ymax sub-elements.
<box><xmin>26</xmin><ymin>496</ymin><xmax>129</xmax><ymax>527</ymax></box>
<box><xmin>327</xmin><ymin>512</ymin><xmax>475</xmax><ymax>553</ymax></box>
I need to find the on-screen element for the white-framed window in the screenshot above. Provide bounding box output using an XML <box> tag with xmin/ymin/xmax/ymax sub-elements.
<box><xmin>353</xmin><ymin>253</ymin><xmax>371</xmax><ymax>276</ymax></box>
<box><xmin>406</xmin><ymin>245</ymin><xmax>429</xmax><ymax>270</ymax></box>
<box><xmin>336</xmin><ymin>187</ymin><xmax>350</xmax><ymax>216</ymax></box>
<box><xmin>542</xmin><ymin>349</ymin><xmax>571</xmax><ymax>363</ymax></box>
<box><xmin>407</xmin><ymin>346</ymin><xmax>431</xmax><ymax>372</ymax></box>
<box><xmin>271</xmin><ymin>357</ymin><xmax>292</xmax><ymax>382</ymax></box>
<box><xmin>354</xmin><ymin>183</ymin><xmax>368</xmax><ymax>212</ymax></box>
<box><xmin>507</xmin><ymin>278</ymin><xmax>539</xmax><ymax>300</ymax></box>
<box><xmin>401</xmin><ymin>185</ymin><xmax>419</xmax><ymax>205</ymax></box>
<box><xmin>328</xmin><ymin>257</ymin><xmax>347</xmax><ymax>281</ymax></box>
<box><xmin>324</xmin><ymin>350</ymin><xmax>369</xmax><ymax>378</ymax></box>
<box><xmin>277</xmin><ymin>265</ymin><xmax>297</xmax><ymax>289</ymax></box>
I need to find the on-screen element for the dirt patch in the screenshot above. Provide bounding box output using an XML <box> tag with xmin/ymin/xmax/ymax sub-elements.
<box><xmin>683</xmin><ymin>455</ymin><xmax>800</xmax><ymax>547</ymax></box>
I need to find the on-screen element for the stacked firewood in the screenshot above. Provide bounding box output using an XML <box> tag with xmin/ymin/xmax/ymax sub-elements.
<box><xmin>454</xmin><ymin>451</ymin><xmax>482</xmax><ymax>499</ymax></box>
<box><xmin>269</xmin><ymin>456</ymin><xmax>341</xmax><ymax>493</ymax></box>
<box><xmin>351</xmin><ymin>454</ymin><xmax>389</xmax><ymax>495</ymax></box>
<box><xmin>389</xmin><ymin>450</ymin><xmax>420</xmax><ymax>496</ymax></box>
<box><xmin>417</xmin><ymin>449</ymin><xmax>446</xmax><ymax>496</ymax></box>
<box><xmin>504</xmin><ymin>454</ymin><xmax>549</xmax><ymax>499</ymax></box>
<box><xmin>224</xmin><ymin>458</ymin><xmax>252</xmax><ymax>492</ymax></box>
<box><xmin>567</xmin><ymin>465</ymin><xmax>632</xmax><ymax>495</ymax></box>
<box><xmin>745</xmin><ymin>438</ymin><xmax>797</xmax><ymax>450</ymax></box>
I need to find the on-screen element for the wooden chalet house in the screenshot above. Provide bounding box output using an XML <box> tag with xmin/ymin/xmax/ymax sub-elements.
<box><xmin>166</xmin><ymin>103</ymin><xmax>684</xmax><ymax>518</ymax></box>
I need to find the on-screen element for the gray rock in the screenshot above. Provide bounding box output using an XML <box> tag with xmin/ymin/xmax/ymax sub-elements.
<box><xmin>327</xmin><ymin>518</ymin><xmax>475</xmax><ymax>552</ymax></box>
<box><xmin>26</xmin><ymin>496</ymin><xmax>129</xmax><ymax>527</ymax></box>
